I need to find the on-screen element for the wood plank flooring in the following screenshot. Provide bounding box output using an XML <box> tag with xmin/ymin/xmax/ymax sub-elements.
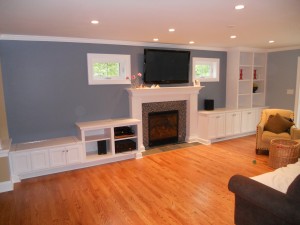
<box><xmin>0</xmin><ymin>135</ymin><xmax>272</xmax><ymax>225</ymax></box>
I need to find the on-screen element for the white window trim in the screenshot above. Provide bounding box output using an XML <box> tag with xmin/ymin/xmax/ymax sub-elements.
<box><xmin>192</xmin><ymin>57</ymin><xmax>220</xmax><ymax>82</ymax></box>
<box><xmin>87</xmin><ymin>53</ymin><xmax>131</xmax><ymax>85</ymax></box>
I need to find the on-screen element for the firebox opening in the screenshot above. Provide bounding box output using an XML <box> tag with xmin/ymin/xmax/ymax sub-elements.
<box><xmin>148</xmin><ymin>110</ymin><xmax>179</xmax><ymax>147</ymax></box>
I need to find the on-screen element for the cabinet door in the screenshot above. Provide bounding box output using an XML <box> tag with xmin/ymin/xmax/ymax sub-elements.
<box><xmin>11</xmin><ymin>152</ymin><xmax>32</xmax><ymax>174</ymax></box>
<box><xmin>208</xmin><ymin>114</ymin><xmax>225</xmax><ymax>139</ymax></box>
<box><xmin>49</xmin><ymin>147</ymin><xmax>66</xmax><ymax>167</ymax></box>
<box><xmin>66</xmin><ymin>145</ymin><xmax>82</xmax><ymax>165</ymax></box>
<box><xmin>226</xmin><ymin>112</ymin><xmax>241</xmax><ymax>136</ymax></box>
<box><xmin>30</xmin><ymin>149</ymin><xmax>50</xmax><ymax>171</ymax></box>
<box><xmin>241</xmin><ymin>110</ymin><xmax>256</xmax><ymax>133</ymax></box>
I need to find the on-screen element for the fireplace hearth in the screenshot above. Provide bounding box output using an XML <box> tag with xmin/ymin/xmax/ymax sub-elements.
<box><xmin>148</xmin><ymin>110</ymin><xmax>178</xmax><ymax>147</ymax></box>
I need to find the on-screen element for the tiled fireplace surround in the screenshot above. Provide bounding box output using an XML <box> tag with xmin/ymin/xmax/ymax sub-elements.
<box><xmin>127</xmin><ymin>86</ymin><xmax>203</xmax><ymax>151</ymax></box>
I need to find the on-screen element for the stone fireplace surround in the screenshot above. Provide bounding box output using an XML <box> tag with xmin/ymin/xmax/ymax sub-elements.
<box><xmin>142</xmin><ymin>101</ymin><xmax>186</xmax><ymax>148</ymax></box>
<box><xmin>127</xmin><ymin>86</ymin><xmax>203</xmax><ymax>151</ymax></box>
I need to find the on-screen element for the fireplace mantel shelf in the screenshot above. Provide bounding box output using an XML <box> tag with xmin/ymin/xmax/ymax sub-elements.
<box><xmin>126</xmin><ymin>86</ymin><xmax>204</xmax><ymax>96</ymax></box>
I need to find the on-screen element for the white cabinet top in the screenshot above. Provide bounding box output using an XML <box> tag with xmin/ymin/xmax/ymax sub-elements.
<box><xmin>199</xmin><ymin>107</ymin><xmax>267</xmax><ymax>115</ymax></box>
<box><xmin>11</xmin><ymin>136</ymin><xmax>80</xmax><ymax>152</ymax></box>
<box><xmin>76</xmin><ymin>118</ymin><xmax>141</xmax><ymax>130</ymax></box>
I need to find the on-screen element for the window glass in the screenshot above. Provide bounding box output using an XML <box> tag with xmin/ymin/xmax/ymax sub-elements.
<box><xmin>192</xmin><ymin>57</ymin><xmax>220</xmax><ymax>82</ymax></box>
<box><xmin>87</xmin><ymin>54</ymin><xmax>131</xmax><ymax>85</ymax></box>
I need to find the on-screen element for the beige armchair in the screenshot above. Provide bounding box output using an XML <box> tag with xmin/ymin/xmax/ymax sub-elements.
<box><xmin>256</xmin><ymin>109</ymin><xmax>300</xmax><ymax>154</ymax></box>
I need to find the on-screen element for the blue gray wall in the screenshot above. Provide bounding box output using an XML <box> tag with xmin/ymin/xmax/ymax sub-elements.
<box><xmin>266</xmin><ymin>49</ymin><xmax>300</xmax><ymax>110</ymax></box>
<box><xmin>0</xmin><ymin>40</ymin><xmax>226</xmax><ymax>143</ymax></box>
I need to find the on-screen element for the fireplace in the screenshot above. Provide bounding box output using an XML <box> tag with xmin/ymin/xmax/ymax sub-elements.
<box><xmin>126</xmin><ymin>86</ymin><xmax>203</xmax><ymax>151</ymax></box>
<box><xmin>148</xmin><ymin>110</ymin><xmax>179</xmax><ymax>147</ymax></box>
<box><xmin>142</xmin><ymin>101</ymin><xmax>186</xmax><ymax>148</ymax></box>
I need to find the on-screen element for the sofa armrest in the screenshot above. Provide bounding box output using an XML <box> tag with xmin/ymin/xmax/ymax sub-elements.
<box><xmin>290</xmin><ymin>126</ymin><xmax>300</xmax><ymax>140</ymax></box>
<box><xmin>228</xmin><ymin>175</ymin><xmax>300</xmax><ymax>224</ymax></box>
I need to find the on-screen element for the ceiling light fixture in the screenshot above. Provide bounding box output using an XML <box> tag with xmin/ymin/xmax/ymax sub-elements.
<box><xmin>235</xmin><ymin>5</ymin><xmax>245</xmax><ymax>10</ymax></box>
<box><xmin>269</xmin><ymin>40</ymin><xmax>275</xmax><ymax>43</ymax></box>
<box><xmin>91</xmin><ymin>20</ymin><xmax>99</xmax><ymax>24</ymax></box>
<box><xmin>230</xmin><ymin>35</ymin><xmax>237</xmax><ymax>39</ymax></box>
<box><xmin>169</xmin><ymin>28</ymin><xmax>175</xmax><ymax>32</ymax></box>
<box><xmin>153</xmin><ymin>38</ymin><xmax>159</xmax><ymax>42</ymax></box>
<box><xmin>189</xmin><ymin>41</ymin><xmax>195</xmax><ymax>44</ymax></box>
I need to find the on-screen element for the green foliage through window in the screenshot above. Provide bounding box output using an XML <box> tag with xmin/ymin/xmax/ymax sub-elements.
<box><xmin>195</xmin><ymin>64</ymin><xmax>211</xmax><ymax>78</ymax></box>
<box><xmin>93</xmin><ymin>62</ymin><xmax>120</xmax><ymax>78</ymax></box>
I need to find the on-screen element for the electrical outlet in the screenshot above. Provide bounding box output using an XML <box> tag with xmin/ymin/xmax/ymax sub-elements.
<box><xmin>287</xmin><ymin>89</ymin><xmax>294</xmax><ymax>95</ymax></box>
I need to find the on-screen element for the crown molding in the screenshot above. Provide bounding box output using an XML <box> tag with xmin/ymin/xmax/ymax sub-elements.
<box><xmin>0</xmin><ymin>34</ymin><xmax>227</xmax><ymax>52</ymax></box>
<box><xmin>267</xmin><ymin>46</ymin><xmax>300</xmax><ymax>53</ymax></box>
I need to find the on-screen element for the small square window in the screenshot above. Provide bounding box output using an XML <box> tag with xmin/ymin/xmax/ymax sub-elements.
<box><xmin>192</xmin><ymin>57</ymin><xmax>220</xmax><ymax>82</ymax></box>
<box><xmin>87</xmin><ymin>53</ymin><xmax>131</xmax><ymax>85</ymax></box>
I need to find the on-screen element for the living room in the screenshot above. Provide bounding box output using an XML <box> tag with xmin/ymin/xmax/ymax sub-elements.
<box><xmin>0</xmin><ymin>1</ymin><xmax>300</xmax><ymax>224</ymax></box>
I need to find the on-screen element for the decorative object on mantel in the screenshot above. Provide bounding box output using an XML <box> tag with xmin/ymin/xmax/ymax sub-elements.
<box><xmin>253</xmin><ymin>83</ymin><xmax>258</xmax><ymax>93</ymax></box>
<box><xmin>239</xmin><ymin>69</ymin><xmax>243</xmax><ymax>80</ymax></box>
<box><xmin>253</xmin><ymin>69</ymin><xmax>257</xmax><ymax>80</ymax></box>
<box><xmin>127</xmin><ymin>72</ymin><xmax>144</xmax><ymax>88</ymax></box>
<box><xmin>151</xmin><ymin>84</ymin><xmax>160</xmax><ymax>88</ymax></box>
<box><xmin>194</xmin><ymin>79</ymin><xmax>201</xmax><ymax>87</ymax></box>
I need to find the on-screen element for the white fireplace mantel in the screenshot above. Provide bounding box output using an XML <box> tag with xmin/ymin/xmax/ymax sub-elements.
<box><xmin>126</xmin><ymin>86</ymin><xmax>204</xmax><ymax>150</ymax></box>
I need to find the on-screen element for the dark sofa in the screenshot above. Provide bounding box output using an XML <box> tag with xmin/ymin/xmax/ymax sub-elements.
<box><xmin>228</xmin><ymin>174</ymin><xmax>300</xmax><ymax>225</ymax></box>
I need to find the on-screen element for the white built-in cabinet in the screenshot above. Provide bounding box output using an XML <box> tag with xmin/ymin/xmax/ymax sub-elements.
<box><xmin>9</xmin><ymin>118</ymin><xmax>142</xmax><ymax>182</ymax></box>
<box><xmin>200</xmin><ymin>113</ymin><xmax>226</xmax><ymax>140</ymax></box>
<box><xmin>49</xmin><ymin>145</ymin><xmax>82</xmax><ymax>167</ymax></box>
<box><xmin>226</xmin><ymin>49</ymin><xmax>267</xmax><ymax>109</ymax></box>
<box><xmin>9</xmin><ymin>137</ymin><xmax>83</xmax><ymax>182</ymax></box>
<box><xmin>241</xmin><ymin>109</ymin><xmax>257</xmax><ymax>133</ymax></box>
<box><xmin>225</xmin><ymin>111</ymin><xmax>241</xmax><ymax>136</ymax></box>
<box><xmin>76</xmin><ymin>118</ymin><xmax>142</xmax><ymax>162</ymax></box>
<box><xmin>198</xmin><ymin>107</ymin><xmax>264</xmax><ymax>144</ymax></box>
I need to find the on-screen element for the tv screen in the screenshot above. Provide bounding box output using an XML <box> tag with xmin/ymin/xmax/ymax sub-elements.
<box><xmin>143</xmin><ymin>49</ymin><xmax>190</xmax><ymax>84</ymax></box>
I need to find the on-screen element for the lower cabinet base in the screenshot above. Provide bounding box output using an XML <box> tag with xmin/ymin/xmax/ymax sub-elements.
<box><xmin>0</xmin><ymin>180</ymin><xmax>14</xmax><ymax>193</ymax></box>
<box><xmin>197</xmin><ymin>131</ymin><xmax>256</xmax><ymax>145</ymax></box>
<box><xmin>11</xmin><ymin>151</ymin><xmax>142</xmax><ymax>184</ymax></box>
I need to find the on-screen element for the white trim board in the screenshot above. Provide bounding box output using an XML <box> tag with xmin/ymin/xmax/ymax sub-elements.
<box><xmin>1</xmin><ymin>34</ymin><xmax>300</xmax><ymax>52</ymax></box>
<box><xmin>0</xmin><ymin>34</ymin><xmax>227</xmax><ymax>52</ymax></box>
<box><xmin>294</xmin><ymin>57</ymin><xmax>300</xmax><ymax>127</ymax></box>
<box><xmin>0</xmin><ymin>180</ymin><xmax>13</xmax><ymax>193</ymax></box>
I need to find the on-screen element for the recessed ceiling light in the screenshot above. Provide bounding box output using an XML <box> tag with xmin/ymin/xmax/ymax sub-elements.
<box><xmin>91</xmin><ymin>20</ymin><xmax>99</xmax><ymax>24</ymax></box>
<box><xmin>153</xmin><ymin>38</ymin><xmax>159</xmax><ymax>42</ymax></box>
<box><xmin>269</xmin><ymin>40</ymin><xmax>275</xmax><ymax>43</ymax></box>
<box><xmin>189</xmin><ymin>41</ymin><xmax>195</xmax><ymax>44</ymax></box>
<box><xmin>227</xmin><ymin>25</ymin><xmax>236</xmax><ymax>29</ymax></box>
<box><xmin>230</xmin><ymin>35</ymin><xmax>237</xmax><ymax>39</ymax></box>
<box><xmin>235</xmin><ymin>5</ymin><xmax>245</xmax><ymax>10</ymax></box>
<box><xmin>169</xmin><ymin>28</ymin><xmax>175</xmax><ymax>32</ymax></box>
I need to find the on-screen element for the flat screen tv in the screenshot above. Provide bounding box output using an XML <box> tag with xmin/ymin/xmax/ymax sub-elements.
<box><xmin>143</xmin><ymin>49</ymin><xmax>190</xmax><ymax>84</ymax></box>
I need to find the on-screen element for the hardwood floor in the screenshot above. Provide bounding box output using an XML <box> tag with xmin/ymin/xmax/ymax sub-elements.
<box><xmin>0</xmin><ymin>135</ymin><xmax>272</xmax><ymax>225</ymax></box>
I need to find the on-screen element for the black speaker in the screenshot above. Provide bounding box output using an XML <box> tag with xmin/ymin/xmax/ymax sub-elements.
<box><xmin>204</xmin><ymin>99</ymin><xmax>214</xmax><ymax>110</ymax></box>
<box><xmin>97</xmin><ymin>140</ymin><xmax>107</xmax><ymax>155</ymax></box>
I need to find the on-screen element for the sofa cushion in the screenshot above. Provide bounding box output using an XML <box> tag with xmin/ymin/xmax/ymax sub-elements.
<box><xmin>287</xmin><ymin>174</ymin><xmax>300</xmax><ymax>201</ymax></box>
<box><xmin>261</xmin><ymin>131</ymin><xmax>291</xmax><ymax>143</ymax></box>
<box><xmin>264</xmin><ymin>113</ymin><xmax>294</xmax><ymax>134</ymax></box>
<box><xmin>251</xmin><ymin>160</ymin><xmax>300</xmax><ymax>193</ymax></box>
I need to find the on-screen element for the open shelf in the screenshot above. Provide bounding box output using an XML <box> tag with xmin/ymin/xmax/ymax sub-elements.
<box><xmin>114</xmin><ymin>134</ymin><xmax>137</xmax><ymax>140</ymax></box>
<box><xmin>85</xmin><ymin>134</ymin><xmax>110</xmax><ymax>142</ymax></box>
<box><xmin>76</xmin><ymin>118</ymin><xmax>141</xmax><ymax>161</ymax></box>
<box><xmin>226</xmin><ymin>49</ymin><xmax>266</xmax><ymax>109</ymax></box>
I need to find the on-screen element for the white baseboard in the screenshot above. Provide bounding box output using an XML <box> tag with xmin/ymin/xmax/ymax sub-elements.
<box><xmin>0</xmin><ymin>180</ymin><xmax>13</xmax><ymax>193</ymax></box>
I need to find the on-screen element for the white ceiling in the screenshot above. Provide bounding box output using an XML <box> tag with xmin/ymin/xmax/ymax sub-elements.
<box><xmin>0</xmin><ymin>0</ymin><xmax>300</xmax><ymax>49</ymax></box>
